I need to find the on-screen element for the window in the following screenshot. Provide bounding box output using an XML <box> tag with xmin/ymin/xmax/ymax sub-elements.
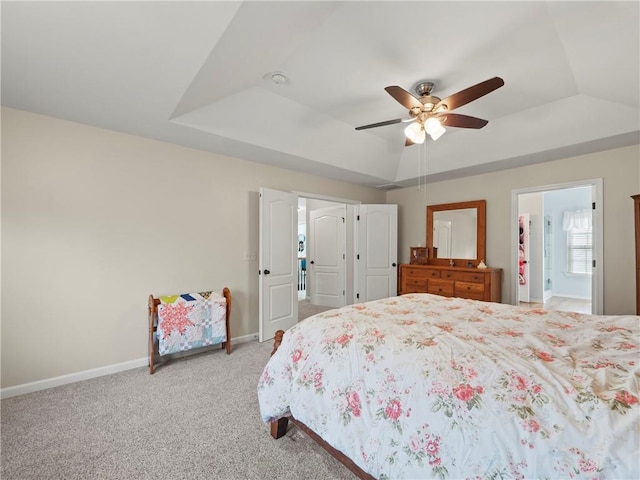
<box><xmin>563</xmin><ymin>209</ymin><xmax>592</xmax><ymax>275</ymax></box>
<box><xmin>567</xmin><ymin>228</ymin><xmax>592</xmax><ymax>274</ymax></box>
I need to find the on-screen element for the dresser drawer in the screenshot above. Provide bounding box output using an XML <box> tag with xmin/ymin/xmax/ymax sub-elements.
<box><xmin>455</xmin><ymin>281</ymin><xmax>486</xmax><ymax>300</ymax></box>
<box><xmin>428</xmin><ymin>279</ymin><xmax>454</xmax><ymax>296</ymax></box>
<box><xmin>404</xmin><ymin>266</ymin><xmax>440</xmax><ymax>278</ymax></box>
<box><xmin>404</xmin><ymin>276</ymin><xmax>427</xmax><ymax>288</ymax></box>
<box><xmin>424</xmin><ymin>269</ymin><xmax>441</xmax><ymax>278</ymax></box>
<box><xmin>403</xmin><ymin>285</ymin><xmax>425</xmax><ymax>294</ymax></box>
<box><xmin>441</xmin><ymin>271</ymin><xmax>485</xmax><ymax>283</ymax></box>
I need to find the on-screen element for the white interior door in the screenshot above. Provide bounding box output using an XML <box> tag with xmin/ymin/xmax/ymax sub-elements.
<box><xmin>259</xmin><ymin>188</ymin><xmax>298</xmax><ymax>342</ymax></box>
<box><xmin>309</xmin><ymin>206</ymin><xmax>346</xmax><ymax>308</ymax></box>
<box><xmin>356</xmin><ymin>204</ymin><xmax>398</xmax><ymax>302</ymax></box>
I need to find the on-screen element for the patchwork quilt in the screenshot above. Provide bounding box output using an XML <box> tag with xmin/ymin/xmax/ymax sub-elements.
<box><xmin>157</xmin><ymin>291</ymin><xmax>226</xmax><ymax>356</ymax></box>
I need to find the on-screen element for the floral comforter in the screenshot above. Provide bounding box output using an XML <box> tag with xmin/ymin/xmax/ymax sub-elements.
<box><xmin>257</xmin><ymin>294</ymin><xmax>639</xmax><ymax>479</ymax></box>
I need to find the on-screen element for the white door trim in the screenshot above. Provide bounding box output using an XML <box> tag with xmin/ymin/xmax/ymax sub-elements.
<box><xmin>293</xmin><ymin>191</ymin><xmax>361</xmax><ymax>206</ymax></box>
<box><xmin>510</xmin><ymin>179</ymin><xmax>603</xmax><ymax>314</ymax></box>
<box><xmin>297</xmin><ymin>192</ymin><xmax>360</xmax><ymax>305</ymax></box>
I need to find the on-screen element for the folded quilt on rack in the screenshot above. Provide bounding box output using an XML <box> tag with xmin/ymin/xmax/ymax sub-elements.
<box><xmin>157</xmin><ymin>291</ymin><xmax>227</xmax><ymax>356</ymax></box>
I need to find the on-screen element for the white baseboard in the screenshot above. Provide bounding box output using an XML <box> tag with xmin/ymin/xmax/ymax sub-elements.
<box><xmin>0</xmin><ymin>358</ymin><xmax>148</xmax><ymax>400</ymax></box>
<box><xmin>1</xmin><ymin>333</ymin><xmax>258</xmax><ymax>400</ymax></box>
<box><xmin>548</xmin><ymin>293</ymin><xmax>592</xmax><ymax>301</ymax></box>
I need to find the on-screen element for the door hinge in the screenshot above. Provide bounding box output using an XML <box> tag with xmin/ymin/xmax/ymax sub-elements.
<box><xmin>357</xmin><ymin>254</ymin><xmax>360</xmax><ymax>260</ymax></box>
<box><xmin>258</xmin><ymin>270</ymin><xmax>261</xmax><ymax>275</ymax></box>
<box><xmin>342</xmin><ymin>217</ymin><xmax>345</xmax><ymax>223</ymax></box>
<box><xmin>592</xmin><ymin>202</ymin><xmax>596</xmax><ymax>210</ymax></box>
<box><xmin>342</xmin><ymin>290</ymin><xmax>345</xmax><ymax>296</ymax></box>
<box><xmin>343</xmin><ymin>253</ymin><xmax>345</xmax><ymax>259</ymax></box>
<box><xmin>592</xmin><ymin>259</ymin><xmax>596</xmax><ymax>268</ymax></box>
<box><xmin>356</xmin><ymin>293</ymin><xmax>360</xmax><ymax>299</ymax></box>
<box><xmin>357</xmin><ymin>215</ymin><xmax>360</xmax><ymax>221</ymax></box>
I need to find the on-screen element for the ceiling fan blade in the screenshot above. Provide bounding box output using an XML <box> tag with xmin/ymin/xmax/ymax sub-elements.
<box><xmin>434</xmin><ymin>77</ymin><xmax>504</xmax><ymax>112</ymax></box>
<box><xmin>385</xmin><ymin>86</ymin><xmax>422</xmax><ymax>110</ymax></box>
<box><xmin>405</xmin><ymin>137</ymin><xmax>415</xmax><ymax>147</ymax></box>
<box><xmin>436</xmin><ymin>113</ymin><xmax>488</xmax><ymax>129</ymax></box>
<box><xmin>355</xmin><ymin>118</ymin><xmax>403</xmax><ymax>130</ymax></box>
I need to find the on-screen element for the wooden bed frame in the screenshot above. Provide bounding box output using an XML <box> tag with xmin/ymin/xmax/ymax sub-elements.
<box><xmin>148</xmin><ymin>287</ymin><xmax>232</xmax><ymax>374</ymax></box>
<box><xmin>269</xmin><ymin>329</ymin><xmax>375</xmax><ymax>480</ymax></box>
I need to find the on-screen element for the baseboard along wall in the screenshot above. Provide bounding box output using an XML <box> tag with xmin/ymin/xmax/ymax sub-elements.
<box><xmin>0</xmin><ymin>333</ymin><xmax>259</xmax><ymax>399</ymax></box>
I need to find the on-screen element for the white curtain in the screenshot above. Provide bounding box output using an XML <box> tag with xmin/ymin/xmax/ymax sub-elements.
<box><xmin>562</xmin><ymin>209</ymin><xmax>591</xmax><ymax>231</ymax></box>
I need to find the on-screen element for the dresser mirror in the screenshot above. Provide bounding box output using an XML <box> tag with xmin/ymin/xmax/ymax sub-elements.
<box><xmin>426</xmin><ymin>200</ymin><xmax>486</xmax><ymax>267</ymax></box>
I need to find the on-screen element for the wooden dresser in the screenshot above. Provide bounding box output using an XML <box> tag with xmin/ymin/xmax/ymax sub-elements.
<box><xmin>398</xmin><ymin>264</ymin><xmax>502</xmax><ymax>303</ymax></box>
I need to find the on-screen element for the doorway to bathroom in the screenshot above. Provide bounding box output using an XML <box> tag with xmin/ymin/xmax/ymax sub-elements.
<box><xmin>511</xmin><ymin>179</ymin><xmax>603</xmax><ymax>315</ymax></box>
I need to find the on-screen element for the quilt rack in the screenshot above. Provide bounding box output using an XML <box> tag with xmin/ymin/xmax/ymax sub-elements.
<box><xmin>148</xmin><ymin>287</ymin><xmax>231</xmax><ymax>374</ymax></box>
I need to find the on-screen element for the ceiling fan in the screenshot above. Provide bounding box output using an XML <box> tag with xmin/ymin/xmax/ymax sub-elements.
<box><xmin>355</xmin><ymin>77</ymin><xmax>504</xmax><ymax>146</ymax></box>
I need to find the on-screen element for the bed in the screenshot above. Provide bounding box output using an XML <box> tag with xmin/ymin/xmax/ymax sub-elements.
<box><xmin>257</xmin><ymin>293</ymin><xmax>639</xmax><ymax>479</ymax></box>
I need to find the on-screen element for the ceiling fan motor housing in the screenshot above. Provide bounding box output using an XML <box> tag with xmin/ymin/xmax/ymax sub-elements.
<box><xmin>414</xmin><ymin>83</ymin><xmax>443</xmax><ymax>113</ymax></box>
<box><xmin>420</xmin><ymin>96</ymin><xmax>442</xmax><ymax>111</ymax></box>
<box><xmin>414</xmin><ymin>81</ymin><xmax>435</xmax><ymax>96</ymax></box>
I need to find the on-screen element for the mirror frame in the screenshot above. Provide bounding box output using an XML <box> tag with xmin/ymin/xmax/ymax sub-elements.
<box><xmin>426</xmin><ymin>200</ymin><xmax>486</xmax><ymax>267</ymax></box>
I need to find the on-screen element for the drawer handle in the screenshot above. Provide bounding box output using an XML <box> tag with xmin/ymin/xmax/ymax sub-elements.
<box><xmin>438</xmin><ymin>288</ymin><xmax>443</xmax><ymax>292</ymax></box>
<box><xmin>473</xmin><ymin>276</ymin><xmax>479</xmax><ymax>280</ymax></box>
<box><xmin>467</xmin><ymin>286</ymin><xmax>471</xmax><ymax>290</ymax></box>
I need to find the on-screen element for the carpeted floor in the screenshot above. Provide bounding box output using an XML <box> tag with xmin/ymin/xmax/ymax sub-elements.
<box><xmin>1</xmin><ymin>341</ymin><xmax>353</xmax><ymax>480</ymax></box>
<box><xmin>298</xmin><ymin>299</ymin><xmax>336</xmax><ymax>321</ymax></box>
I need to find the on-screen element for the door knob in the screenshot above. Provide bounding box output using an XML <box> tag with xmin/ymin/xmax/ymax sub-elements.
<box><xmin>310</xmin><ymin>261</ymin><xmax>315</xmax><ymax>264</ymax></box>
<box><xmin>392</xmin><ymin>263</ymin><xmax>397</xmax><ymax>267</ymax></box>
<box><xmin>264</xmin><ymin>269</ymin><xmax>270</xmax><ymax>274</ymax></box>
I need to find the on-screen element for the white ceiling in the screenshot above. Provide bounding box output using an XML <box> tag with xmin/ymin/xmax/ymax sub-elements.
<box><xmin>2</xmin><ymin>1</ymin><xmax>639</xmax><ymax>189</ymax></box>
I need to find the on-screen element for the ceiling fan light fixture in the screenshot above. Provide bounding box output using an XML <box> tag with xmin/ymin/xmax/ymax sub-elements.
<box><xmin>429</xmin><ymin>125</ymin><xmax>446</xmax><ymax>141</ymax></box>
<box><xmin>424</xmin><ymin>117</ymin><xmax>446</xmax><ymax>141</ymax></box>
<box><xmin>424</xmin><ymin>117</ymin><xmax>441</xmax><ymax>134</ymax></box>
<box><xmin>404</xmin><ymin>122</ymin><xmax>425</xmax><ymax>144</ymax></box>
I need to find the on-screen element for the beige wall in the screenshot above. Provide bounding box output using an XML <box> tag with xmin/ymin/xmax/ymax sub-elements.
<box><xmin>1</xmin><ymin>107</ymin><xmax>385</xmax><ymax>388</ymax></box>
<box><xmin>2</xmin><ymin>106</ymin><xmax>638</xmax><ymax>389</ymax></box>
<box><xmin>388</xmin><ymin>145</ymin><xmax>640</xmax><ymax>314</ymax></box>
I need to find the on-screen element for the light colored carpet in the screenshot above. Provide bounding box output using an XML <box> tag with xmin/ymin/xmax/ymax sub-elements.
<box><xmin>1</xmin><ymin>341</ymin><xmax>353</xmax><ymax>480</ymax></box>
<box><xmin>298</xmin><ymin>299</ymin><xmax>336</xmax><ymax>321</ymax></box>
